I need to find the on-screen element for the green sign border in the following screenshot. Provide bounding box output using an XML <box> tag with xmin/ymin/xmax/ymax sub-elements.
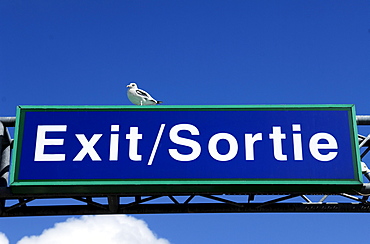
<box><xmin>10</xmin><ymin>104</ymin><xmax>362</xmax><ymax>195</ymax></box>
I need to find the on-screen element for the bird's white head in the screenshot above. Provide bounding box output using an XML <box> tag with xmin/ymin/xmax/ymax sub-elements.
<box><xmin>127</xmin><ymin>83</ymin><xmax>137</xmax><ymax>89</ymax></box>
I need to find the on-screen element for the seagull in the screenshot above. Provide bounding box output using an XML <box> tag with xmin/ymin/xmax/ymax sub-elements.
<box><xmin>126</xmin><ymin>83</ymin><xmax>163</xmax><ymax>105</ymax></box>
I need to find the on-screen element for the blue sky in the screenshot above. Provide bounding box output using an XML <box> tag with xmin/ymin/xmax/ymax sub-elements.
<box><xmin>1</xmin><ymin>1</ymin><xmax>370</xmax><ymax>243</ymax></box>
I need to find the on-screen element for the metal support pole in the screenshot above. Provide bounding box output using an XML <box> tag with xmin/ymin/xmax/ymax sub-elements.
<box><xmin>0</xmin><ymin>122</ymin><xmax>11</xmax><ymax>214</ymax></box>
<box><xmin>0</xmin><ymin>122</ymin><xmax>4</xmax><ymax>214</ymax></box>
<box><xmin>0</xmin><ymin>124</ymin><xmax>11</xmax><ymax>186</ymax></box>
<box><xmin>108</xmin><ymin>195</ymin><xmax>120</xmax><ymax>213</ymax></box>
<box><xmin>357</xmin><ymin>115</ymin><xmax>370</xmax><ymax>125</ymax></box>
<box><xmin>362</xmin><ymin>162</ymin><xmax>370</xmax><ymax>181</ymax></box>
<box><xmin>0</xmin><ymin>117</ymin><xmax>16</xmax><ymax>127</ymax></box>
<box><xmin>0</xmin><ymin>122</ymin><xmax>4</xmax><ymax>182</ymax></box>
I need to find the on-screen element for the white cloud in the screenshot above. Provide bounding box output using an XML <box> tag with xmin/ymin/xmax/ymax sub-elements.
<box><xmin>17</xmin><ymin>215</ymin><xmax>170</xmax><ymax>244</ymax></box>
<box><xmin>0</xmin><ymin>233</ymin><xmax>9</xmax><ymax>244</ymax></box>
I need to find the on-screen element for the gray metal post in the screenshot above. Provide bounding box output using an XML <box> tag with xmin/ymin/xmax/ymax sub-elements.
<box><xmin>0</xmin><ymin>122</ymin><xmax>5</xmax><ymax>213</ymax></box>
<box><xmin>357</xmin><ymin>115</ymin><xmax>370</xmax><ymax>125</ymax></box>
<box><xmin>0</xmin><ymin>123</ymin><xmax>11</xmax><ymax>185</ymax></box>
<box><xmin>0</xmin><ymin>121</ymin><xmax>11</xmax><ymax>214</ymax></box>
<box><xmin>0</xmin><ymin>117</ymin><xmax>15</xmax><ymax>127</ymax></box>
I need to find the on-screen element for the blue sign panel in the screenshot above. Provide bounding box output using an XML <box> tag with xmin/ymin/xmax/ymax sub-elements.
<box><xmin>10</xmin><ymin>105</ymin><xmax>362</xmax><ymax>194</ymax></box>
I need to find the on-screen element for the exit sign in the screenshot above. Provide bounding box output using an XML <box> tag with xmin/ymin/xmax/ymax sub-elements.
<box><xmin>10</xmin><ymin>105</ymin><xmax>362</xmax><ymax>194</ymax></box>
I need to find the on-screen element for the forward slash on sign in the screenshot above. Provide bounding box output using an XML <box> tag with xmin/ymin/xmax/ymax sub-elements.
<box><xmin>147</xmin><ymin>124</ymin><xmax>166</xmax><ymax>166</ymax></box>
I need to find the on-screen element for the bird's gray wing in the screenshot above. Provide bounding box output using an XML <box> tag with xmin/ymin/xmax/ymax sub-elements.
<box><xmin>136</xmin><ymin>89</ymin><xmax>150</xmax><ymax>97</ymax></box>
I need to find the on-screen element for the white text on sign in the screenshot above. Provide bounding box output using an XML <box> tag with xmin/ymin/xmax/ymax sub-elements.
<box><xmin>34</xmin><ymin>124</ymin><xmax>338</xmax><ymax>163</ymax></box>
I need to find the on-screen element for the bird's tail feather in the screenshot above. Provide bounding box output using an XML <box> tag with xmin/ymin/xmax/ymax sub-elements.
<box><xmin>156</xmin><ymin>101</ymin><xmax>163</xmax><ymax>104</ymax></box>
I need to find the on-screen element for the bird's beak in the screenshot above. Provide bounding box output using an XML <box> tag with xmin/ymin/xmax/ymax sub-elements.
<box><xmin>126</xmin><ymin>85</ymin><xmax>130</xmax><ymax>88</ymax></box>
